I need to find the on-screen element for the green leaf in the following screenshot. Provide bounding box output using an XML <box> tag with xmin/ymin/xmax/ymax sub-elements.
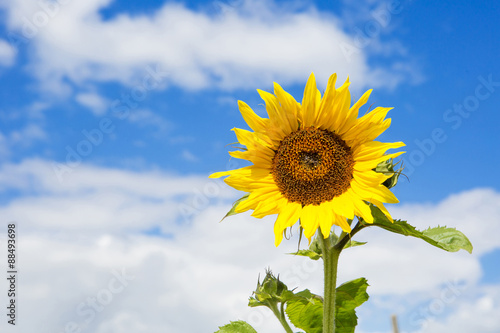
<box><xmin>335</xmin><ymin>278</ymin><xmax>369</xmax><ymax>333</ymax></box>
<box><xmin>215</xmin><ymin>320</ymin><xmax>257</xmax><ymax>333</ymax></box>
<box><xmin>221</xmin><ymin>194</ymin><xmax>249</xmax><ymax>222</ymax></box>
<box><xmin>289</xmin><ymin>249</ymin><xmax>322</xmax><ymax>260</ymax></box>
<box><xmin>285</xmin><ymin>279</ymin><xmax>369</xmax><ymax>333</ymax></box>
<box><xmin>285</xmin><ymin>290</ymin><xmax>323</xmax><ymax>333</ymax></box>
<box><xmin>342</xmin><ymin>240</ymin><xmax>367</xmax><ymax>249</ymax></box>
<box><xmin>368</xmin><ymin>205</ymin><xmax>473</xmax><ymax>253</ymax></box>
<box><xmin>422</xmin><ymin>226</ymin><xmax>473</xmax><ymax>253</ymax></box>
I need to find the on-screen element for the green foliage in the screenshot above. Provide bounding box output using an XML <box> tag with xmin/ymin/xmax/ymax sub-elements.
<box><xmin>335</xmin><ymin>278</ymin><xmax>369</xmax><ymax>333</ymax></box>
<box><xmin>215</xmin><ymin>320</ymin><xmax>257</xmax><ymax>333</ymax></box>
<box><xmin>285</xmin><ymin>290</ymin><xmax>323</xmax><ymax>333</ymax></box>
<box><xmin>221</xmin><ymin>194</ymin><xmax>249</xmax><ymax>222</ymax></box>
<box><xmin>422</xmin><ymin>226</ymin><xmax>473</xmax><ymax>253</ymax></box>
<box><xmin>367</xmin><ymin>205</ymin><xmax>473</xmax><ymax>253</ymax></box>
<box><xmin>284</xmin><ymin>278</ymin><xmax>369</xmax><ymax>333</ymax></box>
<box><xmin>216</xmin><ymin>173</ymin><xmax>473</xmax><ymax>333</ymax></box>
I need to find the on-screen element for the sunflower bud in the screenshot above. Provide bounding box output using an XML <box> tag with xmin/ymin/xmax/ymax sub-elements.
<box><xmin>248</xmin><ymin>270</ymin><xmax>293</xmax><ymax>307</ymax></box>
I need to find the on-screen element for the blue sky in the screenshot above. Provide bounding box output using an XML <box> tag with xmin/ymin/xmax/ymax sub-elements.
<box><xmin>0</xmin><ymin>0</ymin><xmax>499</xmax><ymax>332</ymax></box>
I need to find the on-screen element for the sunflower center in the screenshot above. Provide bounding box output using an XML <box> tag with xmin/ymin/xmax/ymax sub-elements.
<box><xmin>271</xmin><ymin>127</ymin><xmax>354</xmax><ymax>206</ymax></box>
<box><xmin>300</xmin><ymin>152</ymin><xmax>321</xmax><ymax>169</ymax></box>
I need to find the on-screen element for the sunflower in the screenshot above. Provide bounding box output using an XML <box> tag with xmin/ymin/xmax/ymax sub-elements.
<box><xmin>210</xmin><ymin>73</ymin><xmax>405</xmax><ymax>246</ymax></box>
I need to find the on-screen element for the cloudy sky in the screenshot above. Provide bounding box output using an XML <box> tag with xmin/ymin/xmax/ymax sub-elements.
<box><xmin>0</xmin><ymin>0</ymin><xmax>499</xmax><ymax>332</ymax></box>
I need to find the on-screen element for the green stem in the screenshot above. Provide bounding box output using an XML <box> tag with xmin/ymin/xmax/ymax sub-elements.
<box><xmin>334</xmin><ymin>220</ymin><xmax>367</xmax><ymax>251</ymax></box>
<box><xmin>269</xmin><ymin>302</ymin><xmax>293</xmax><ymax>333</ymax></box>
<box><xmin>322</xmin><ymin>235</ymin><xmax>342</xmax><ymax>333</ymax></box>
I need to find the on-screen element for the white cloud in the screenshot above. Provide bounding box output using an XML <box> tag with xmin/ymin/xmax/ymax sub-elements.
<box><xmin>0</xmin><ymin>158</ymin><xmax>236</xmax><ymax>234</ymax></box>
<box><xmin>0</xmin><ymin>39</ymin><xmax>16</xmax><ymax>66</ymax></box>
<box><xmin>0</xmin><ymin>124</ymin><xmax>47</xmax><ymax>156</ymax></box>
<box><xmin>390</xmin><ymin>188</ymin><xmax>500</xmax><ymax>256</ymax></box>
<box><xmin>126</xmin><ymin>109</ymin><xmax>171</xmax><ymax>135</ymax></box>
<box><xmin>1</xmin><ymin>0</ymin><xmax>419</xmax><ymax>95</ymax></box>
<box><xmin>0</xmin><ymin>131</ymin><xmax>9</xmax><ymax>157</ymax></box>
<box><xmin>0</xmin><ymin>159</ymin><xmax>498</xmax><ymax>332</ymax></box>
<box><xmin>409</xmin><ymin>285</ymin><xmax>500</xmax><ymax>333</ymax></box>
<box><xmin>9</xmin><ymin>123</ymin><xmax>47</xmax><ymax>144</ymax></box>
<box><xmin>181</xmin><ymin>149</ymin><xmax>199</xmax><ymax>162</ymax></box>
<box><xmin>76</xmin><ymin>92</ymin><xmax>110</xmax><ymax>116</ymax></box>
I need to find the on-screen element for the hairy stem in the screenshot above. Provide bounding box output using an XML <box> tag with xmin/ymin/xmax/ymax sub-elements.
<box><xmin>322</xmin><ymin>235</ymin><xmax>342</xmax><ymax>333</ymax></box>
<box><xmin>269</xmin><ymin>302</ymin><xmax>293</xmax><ymax>333</ymax></box>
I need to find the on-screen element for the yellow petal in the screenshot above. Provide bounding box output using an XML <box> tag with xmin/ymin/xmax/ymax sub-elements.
<box><xmin>317</xmin><ymin>73</ymin><xmax>338</xmax><ymax>129</ymax></box>
<box><xmin>235</xmin><ymin>187</ymin><xmax>279</xmax><ymax>213</ymax></box>
<box><xmin>224</xmin><ymin>173</ymin><xmax>275</xmax><ymax>192</ymax></box>
<box><xmin>351</xmin><ymin>178</ymin><xmax>399</xmax><ymax>204</ymax></box>
<box><xmin>273</xmin><ymin>82</ymin><xmax>300</xmax><ymax>133</ymax></box>
<box><xmin>319</xmin><ymin>201</ymin><xmax>334</xmax><ymax>238</ymax></box>
<box><xmin>232</xmin><ymin>128</ymin><xmax>275</xmax><ymax>156</ymax></box>
<box><xmin>209</xmin><ymin>165</ymin><xmax>255</xmax><ymax>179</ymax></box>
<box><xmin>334</xmin><ymin>214</ymin><xmax>352</xmax><ymax>233</ymax></box>
<box><xmin>301</xmin><ymin>73</ymin><xmax>321</xmax><ymax>127</ymax></box>
<box><xmin>252</xmin><ymin>195</ymin><xmax>285</xmax><ymax>218</ymax></box>
<box><xmin>353</xmin><ymin>141</ymin><xmax>405</xmax><ymax>161</ymax></box>
<box><xmin>325</xmin><ymin>79</ymin><xmax>351</xmax><ymax>131</ymax></box>
<box><xmin>300</xmin><ymin>205</ymin><xmax>321</xmax><ymax>239</ymax></box>
<box><xmin>273</xmin><ymin>202</ymin><xmax>302</xmax><ymax>246</ymax></box>
<box><xmin>228</xmin><ymin>150</ymin><xmax>272</xmax><ymax>168</ymax></box>
<box><xmin>238</xmin><ymin>100</ymin><xmax>268</xmax><ymax>133</ymax></box>
<box><xmin>371</xmin><ymin>199</ymin><xmax>394</xmax><ymax>222</ymax></box>
<box><xmin>336</xmin><ymin>89</ymin><xmax>372</xmax><ymax>136</ymax></box>
<box><xmin>257</xmin><ymin>90</ymin><xmax>286</xmax><ymax>129</ymax></box>
<box><xmin>328</xmin><ymin>192</ymin><xmax>356</xmax><ymax>220</ymax></box>
<box><xmin>353</xmin><ymin>169</ymin><xmax>388</xmax><ymax>184</ymax></box>
<box><xmin>342</xmin><ymin>107</ymin><xmax>392</xmax><ymax>144</ymax></box>
<box><xmin>352</xmin><ymin>197</ymin><xmax>373</xmax><ymax>224</ymax></box>
<box><xmin>274</xmin><ymin>82</ymin><xmax>300</xmax><ymax>118</ymax></box>
<box><xmin>354</xmin><ymin>151</ymin><xmax>405</xmax><ymax>171</ymax></box>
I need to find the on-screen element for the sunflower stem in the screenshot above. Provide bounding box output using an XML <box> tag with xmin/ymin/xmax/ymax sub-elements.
<box><xmin>322</xmin><ymin>235</ymin><xmax>342</xmax><ymax>333</ymax></box>
<box><xmin>269</xmin><ymin>302</ymin><xmax>293</xmax><ymax>333</ymax></box>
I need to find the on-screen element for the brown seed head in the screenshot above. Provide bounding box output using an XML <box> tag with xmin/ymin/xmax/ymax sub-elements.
<box><xmin>271</xmin><ymin>127</ymin><xmax>354</xmax><ymax>206</ymax></box>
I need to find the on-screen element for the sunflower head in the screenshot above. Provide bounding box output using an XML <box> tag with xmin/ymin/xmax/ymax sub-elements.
<box><xmin>210</xmin><ymin>73</ymin><xmax>405</xmax><ymax>246</ymax></box>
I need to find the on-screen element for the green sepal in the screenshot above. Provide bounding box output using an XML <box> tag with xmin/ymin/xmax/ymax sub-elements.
<box><xmin>290</xmin><ymin>232</ymin><xmax>365</xmax><ymax>259</ymax></box>
<box><xmin>335</xmin><ymin>278</ymin><xmax>370</xmax><ymax>333</ymax></box>
<box><xmin>284</xmin><ymin>278</ymin><xmax>369</xmax><ymax>333</ymax></box>
<box><xmin>367</xmin><ymin>205</ymin><xmax>473</xmax><ymax>253</ymax></box>
<box><xmin>374</xmin><ymin>158</ymin><xmax>403</xmax><ymax>189</ymax></box>
<box><xmin>215</xmin><ymin>320</ymin><xmax>257</xmax><ymax>333</ymax></box>
<box><xmin>220</xmin><ymin>194</ymin><xmax>249</xmax><ymax>222</ymax></box>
